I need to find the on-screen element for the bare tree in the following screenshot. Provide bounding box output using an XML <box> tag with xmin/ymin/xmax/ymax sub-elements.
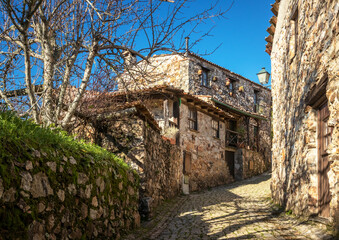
<box><xmin>0</xmin><ymin>0</ymin><xmax>229</xmax><ymax>127</ymax></box>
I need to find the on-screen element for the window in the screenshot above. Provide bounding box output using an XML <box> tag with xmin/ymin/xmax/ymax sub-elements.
<box><xmin>188</xmin><ymin>108</ymin><xmax>198</xmax><ymax>130</ymax></box>
<box><xmin>200</xmin><ymin>68</ymin><xmax>210</xmax><ymax>87</ymax></box>
<box><xmin>212</xmin><ymin>119</ymin><xmax>219</xmax><ymax>138</ymax></box>
<box><xmin>229</xmin><ymin>80</ymin><xmax>236</xmax><ymax>96</ymax></box>
<box><xmin>254</xmin><ymin>90</ymin><xmax>259</xmax><ymax>112</ymax></box>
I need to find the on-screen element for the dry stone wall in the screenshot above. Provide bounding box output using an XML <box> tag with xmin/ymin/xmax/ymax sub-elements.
<box><xmin>235</xmin><ymin>149</ymin><xmax>267</xmax><ymax>180</ymax></box>
<box><xmin>0</xmin><ymin>126</ymin><xmax>139</xmax><ymax>240</ymax></box>
<box><xmin>270</xmin><ymin>0</ymin><xmax>338</xmax><ymax>222</ymax></box>
<box><xmin>93</xmin><ymin>114</ymin><xmax>182</xmax><ymax>217</ymax></box>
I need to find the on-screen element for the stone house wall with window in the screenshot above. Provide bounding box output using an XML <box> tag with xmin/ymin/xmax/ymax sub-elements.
<box><xmin>179</xmin><ymin>101</ymin><xmax>233</xmax><ymax>192</ymax></box>
<box><xmin>267</xmin><ymin>0</ymin><xmax>338</xmax><ymax>226</ymax></box>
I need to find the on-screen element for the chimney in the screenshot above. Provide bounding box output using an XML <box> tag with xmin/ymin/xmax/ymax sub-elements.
<box><xmin>185</xmin><ymin>36</ymin><xmax>190</xmax><ymax>55</ymax></box>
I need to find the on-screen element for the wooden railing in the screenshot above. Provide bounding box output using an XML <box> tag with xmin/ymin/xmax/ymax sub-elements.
<box><xmin>225</xmin><ymin>129</ymin><xmax>245</xmax><ymax>148</ymax></box>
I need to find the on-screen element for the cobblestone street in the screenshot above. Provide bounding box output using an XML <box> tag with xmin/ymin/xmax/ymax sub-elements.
<box><xmin>124</xmin><ymin>173</ymin><xmax>335</xmax><ymax>240</ymax></box>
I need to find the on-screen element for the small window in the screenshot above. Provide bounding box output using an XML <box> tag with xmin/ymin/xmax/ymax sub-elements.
<box><xmin>188</xmin><ymin>108</ymin><xmax>198</xmax><ymax>130</ymax></box>
<box><xmin>200</xmin><ymin>68</ymin><xmax>210</xmax><ymax>87</ymax></box>
<box><xmin>212</xmin><ymin>119</ymin><xmax>219</xmax><ymax>138</ymax></box>
<box><xmin>229</xmin><ymin>80</ymin><xmax>236</xmax><ymax>96</ymax></box>
<box><xmin>254</xmin><ymin>90</ymin><xmax>259</xmax><ymax>113</ymax></box>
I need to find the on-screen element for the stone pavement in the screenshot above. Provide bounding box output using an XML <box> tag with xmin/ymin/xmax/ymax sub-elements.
<box><xmin>124</xmin><ymin>173</ymin><xmax>336</xmax><ymax>239</ymax></box>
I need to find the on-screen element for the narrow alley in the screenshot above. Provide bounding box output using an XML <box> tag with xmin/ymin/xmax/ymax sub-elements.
<box><xmin>124</xmin><ymin>173</ymin><xmax>335</xmax><ymax>240</ymax></box>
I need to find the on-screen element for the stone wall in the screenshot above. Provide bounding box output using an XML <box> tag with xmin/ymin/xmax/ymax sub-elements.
<box><xmin>270</xmin><ymin>0</ymin><xmax>338</xmax><ymax>222</ymax></box>
<box><xmin>235</xmin><ymin>149</ymin><xmax>268</xmax><ymax>180</ymax></box>
<box><xmin>179</xmin><ymin>102</ymin><xmax>233</xmax><ymax>192</ymax></box>
<box><xmin>93</xmin><ymin>113</ymin><xmax>182</xmax><ymax>216</ymax></box>
<box><xmin>0</xmin><ymin>117</ymin><xmax>140</xmax><ymax>239</ymax></box>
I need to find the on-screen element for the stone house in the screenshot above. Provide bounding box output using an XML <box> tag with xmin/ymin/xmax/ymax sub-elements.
<box><xmin>266</xmin><ymin>0</ymin><xmax>338</xmax><ymax>225</ymax></box>
<box><xmin>116</xmin><ymin>52</ymin><xmax>272</xmax><ymax>189</ymax></box>
<box><xmin>74</xmin><ymin>52</ymin><xmax>272</xmax><ymax>213</ymax></box>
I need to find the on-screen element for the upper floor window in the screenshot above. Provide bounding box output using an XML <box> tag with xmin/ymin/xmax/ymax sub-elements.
<box><xmin>200</xmin><ymin>68</ymin><xmax>210</xmax><ymax>87</ymax></box>
<box><xmin>188</xmin><ymin>108</ymin><xmax>198</xmax><ymax>130</ymax></box>
<box><xmin>229</xmin><ymin>80</ymin><xmax>236</xmax><ymax>96</ymax></box>
<box><xmin>254</xmin><ymin>90</ymin><xmax>260</xmax><ymax>112</ymax></box>
<box><xmin>212</xmin><ymin>119</ymin><xmax>219</xmax><ymax>138</ymax></box>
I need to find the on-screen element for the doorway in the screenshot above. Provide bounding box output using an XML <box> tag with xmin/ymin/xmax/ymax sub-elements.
<box><xmin>317</xmin><ymin>101</ymin><xmax>333</xmax><ymax>218</ymax></box>
<box><xmin>225</xmin><ymin>151</ymin><xmax>235</xmax><ymax>178</ymax></box>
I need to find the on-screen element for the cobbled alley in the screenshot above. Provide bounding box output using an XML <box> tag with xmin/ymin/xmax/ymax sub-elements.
<box><xmin>124</xmin><ymin>173</ymin><xmax>335</xmax><ymax>240</ymax></box>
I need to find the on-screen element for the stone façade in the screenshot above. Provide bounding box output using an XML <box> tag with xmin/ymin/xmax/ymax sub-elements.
<box><xmin>116</xmin><ymin>51</ymin><xmax>272</xmax><ymax>193</ymax></box>
<box><xmin>268</xmin><ymin>0</ymin><xmax>339</xmax><ymax>226</ymax></box>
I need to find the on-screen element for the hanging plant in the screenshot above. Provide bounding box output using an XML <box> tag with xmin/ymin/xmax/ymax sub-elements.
<box><xmin>239</xmin><ymin>86</ymin><xmax>244</xmax><ymax>92</ymax></box>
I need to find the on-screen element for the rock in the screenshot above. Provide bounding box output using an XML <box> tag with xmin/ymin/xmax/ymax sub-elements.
<box><xmin>32</xmin><ymin>150</ymin><xmax>41</xmax><ymax>158</ymax></box>
<box><xmin>118</xmin><ymin>182</ymin><xmax>123</xmax><ymax>190</ymax></box>
<box><xmin>69</xmin><ymin>228</ymin><xmax>82</xmax><ymax>239</ymax></box>
<box><xmin>96</xmin><ymin>177</ymin><xmax>105</xmax><ymax>193</ymax></box>
<box><xmin>59</xmin><ymin>165</ymin><xmax>64</xmax><ymax>173</ymax></box>
<box><xmin>47</xmin><ymin>215</ymin><xmax>55</xmax><ymax>230</ymax></box>
<box><xmin>0</xmin><ymin>179</ymin><xmax>3</xmax><ymax>199</ymax></box>
<box><xmin>77</xmin><ymin>173</ymin><xmax>89</xmax><ymax>185</ymax></box>
<box><xmin>128</xmin><ymin>186</ymin><xmax>135</xmax><ymax>195</ymax></box>
<box><xmin>20</xmin><ymin>191</ymin><xmax>30</xmax><ymax>198</ymax></box>
<box><xmin>62</xmin><ymin>156</ymin><xmax>67</xmax><ymax>162</ymax></box>
<box><xmin>26</xmin><ymin>161</ymin><xmax>33</xmax><ymax>170</ymax></box>
<box><xmin>92</xmin><ymin>196</ymin><xmax>98</xmax><ymax>207</ymax></box>
<box><xmin>81</xmin><ymin>203</ymin><xmax>88</xmax><ymax>219</ymax></box>
<box><xmin>69</xmin><ymin>156</ymin><xmax>77</xmax><ymax>165</ymax></box>
<box><xmin>89</xmin><ymin>209</ymin><xmax>98</xmax><ymax>220</ymax></box>
<box><xmin>134</xmin><ymin>211</ymin><xmax>141</xmax><ymax>227</ymax></box>
<box><xmin>85</xmin><ymin>184</ymin><xmax>92</xmax><ymax>198</ymax></box>
<box><xmin>20</xmin><ymin>171</ymin><xmax>33</xmax><ymax>191</ymax></box>
<box><xmin>31</xmin><ymin>172</ymin><xmax>53</xmax><ymax>198</ymax></box>
<box><xmin>3</xmin><ymin>188</ymin><xmax>16</xmax><ymax>202</ymax></box>
<box><xmin>37</xmin><ymin>202</ymin><xmax>46</xmax><ymax>213</ymax></box>
<box><xmin>17</xmin><ymin>198</ymin><xmax>30</xmax><ymax>212</ymax></box>
<box><xmin>57</xmin><ymin>190</ymin><xmax>65</xmax><ymax>202</ymax></box>
<box><xmin>33</xmin><ymin>234</ymin><xmax>45</xmax><ymax>240</ymax></box>
<box><xmin>67</xmin><ymin>184</ymin><xmax>76</xmax><ymax>195</ymax></box>
<box><xmin>46</xmin><ymin>162</ymin><xmax>57</xmax><ymax>172</ymax></box>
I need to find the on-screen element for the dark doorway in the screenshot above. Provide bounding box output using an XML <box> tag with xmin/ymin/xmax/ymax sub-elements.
<box><xmin>225</xmin><ymin>151</ymin><xmax>235</xmax><ymax>178</ymax></box>
<box><xmin>318</xmin><ymin>101</ymin><xmax>333</xmax><ymax>218</ymax></box>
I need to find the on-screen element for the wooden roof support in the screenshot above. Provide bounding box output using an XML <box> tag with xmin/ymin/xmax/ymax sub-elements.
<box><xmin>267</xmin><ymin>25</ymin><xmax>276</xmax><ymax>35</ymax></box>
<box><xmin>269</xmin><ymin>16</ymin><xmax>277</xmax><ymax>26</ymax></box>
<box><xmin>265</xmin><ymin>35</ymin><xmax>273</xmax><ymax>44</ymax></box>
<box><xmin>271</xmin><ymin>1</ymin><xmax>280</xmax><ymax>16</ymax></box>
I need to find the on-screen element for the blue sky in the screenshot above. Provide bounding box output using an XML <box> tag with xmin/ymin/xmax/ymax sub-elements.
<box><xmin>175</xmin><ymin>0</ymin><xmax>274</xmax><ymax>85</ymax></box>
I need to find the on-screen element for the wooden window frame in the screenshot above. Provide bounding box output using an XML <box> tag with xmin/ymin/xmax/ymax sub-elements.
<box><xmin>188</xmin><ymin>108</ymin><xmax>198</xmax><ymax>131</ymax></box>
<box><xmin>200</xmin><ymin>68</ymin><xmax>210</xmax><ymax>87</ymax></box>
<box><xmin>212</xmin><ymin>119</ymin><xmax>220</xmax><ymax>138</ymax></box>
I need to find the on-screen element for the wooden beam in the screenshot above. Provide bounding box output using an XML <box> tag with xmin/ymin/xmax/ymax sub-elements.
<box><xmin>266</xmin><ymin>25</ymin><xmax>276</xmax><ymax>35</ymax></box>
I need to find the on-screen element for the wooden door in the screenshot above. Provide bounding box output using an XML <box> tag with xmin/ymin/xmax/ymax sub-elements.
<box><xmin>318</xmin><ymin>102</ymin><xmax>333</xmax><ymax>218</ymax></box>
<box><xmin>225</xmin><ymin>151</ymin><xmax>235</xmax><ymax>178</ymax></box>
